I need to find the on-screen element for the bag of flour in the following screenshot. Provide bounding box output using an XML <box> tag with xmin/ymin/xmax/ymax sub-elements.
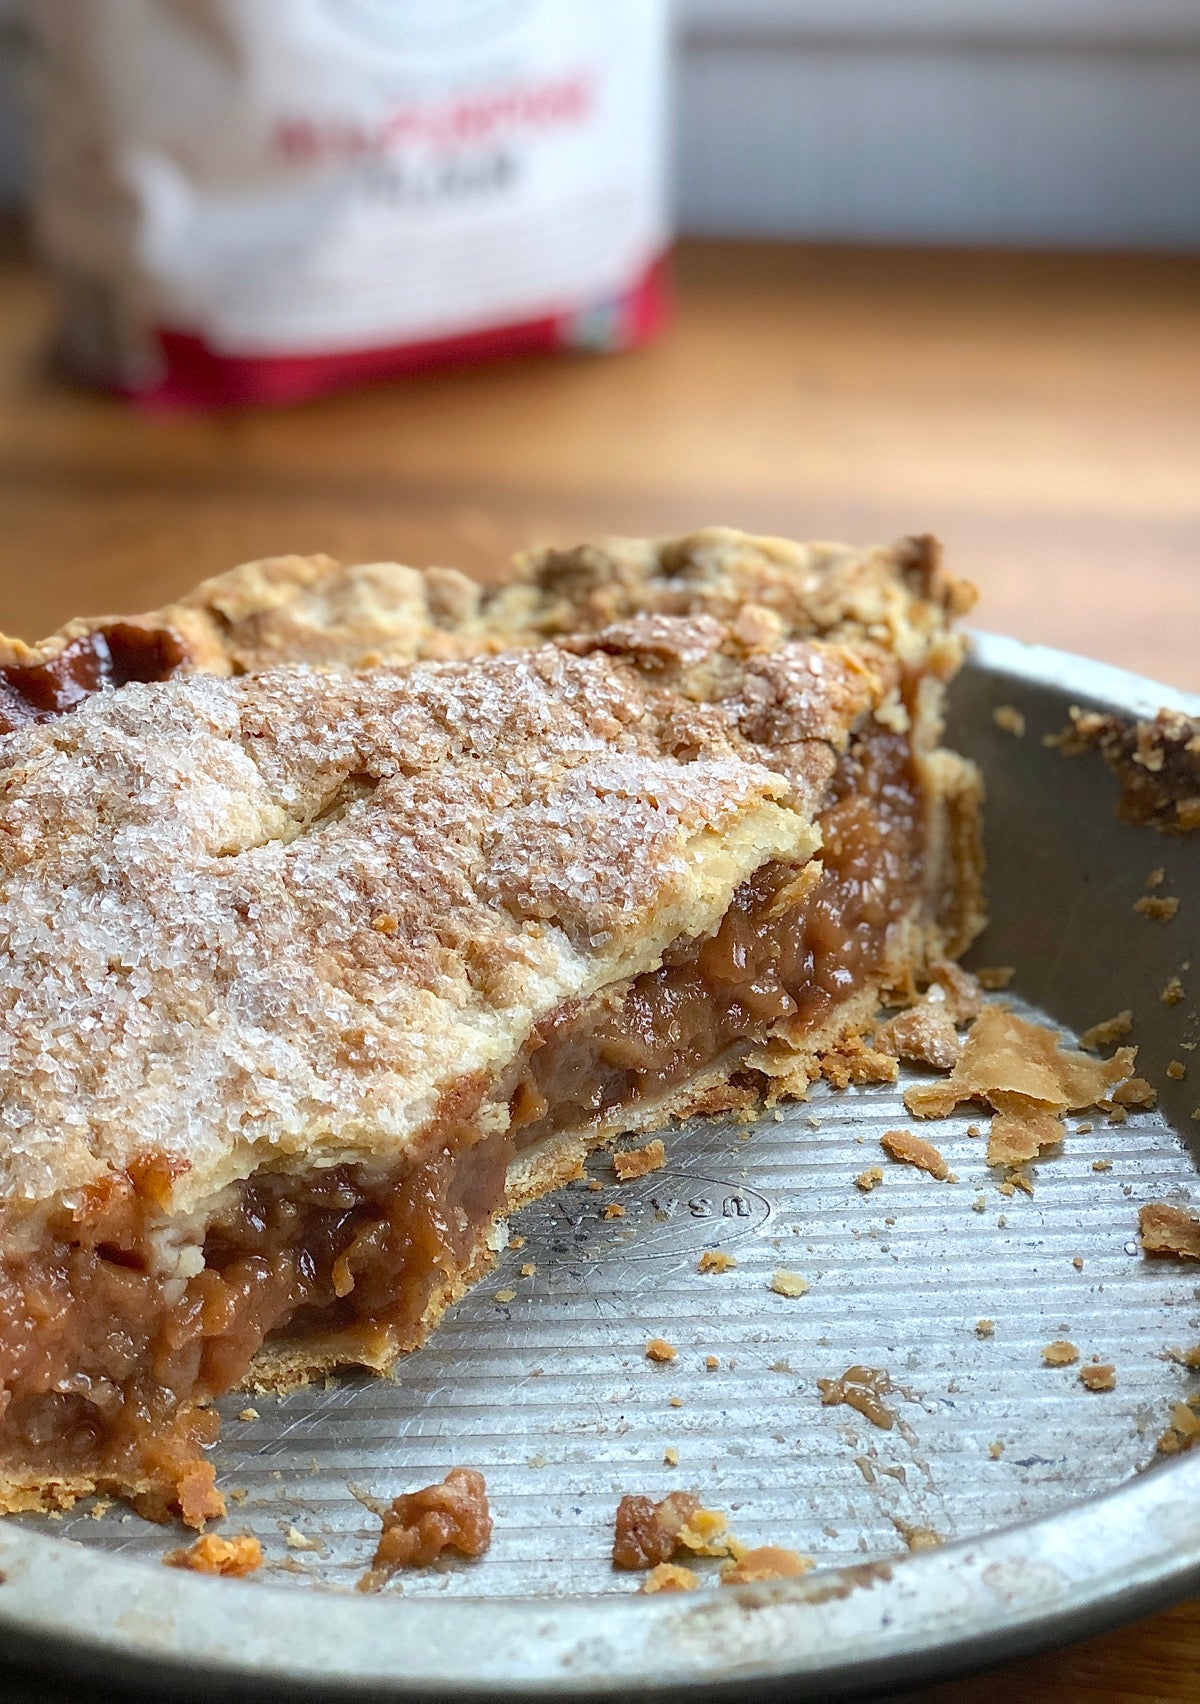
<box><xmin>29</xmin><ymin>0</ymin><xmax>671</xmax><ymax>406</ymax></box>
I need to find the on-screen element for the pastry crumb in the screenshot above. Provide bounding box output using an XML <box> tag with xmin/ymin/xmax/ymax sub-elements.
<box><xmin>646</xmin><ymin>1337</ymin><xmax>678</xmax><ymax>1362</ymax></box>
<box><xmin>602</xmin><ymin>1203</ymin><xmax>626</xmax><ymax>1220</ymax></box>
<box><xmin>1134</xmin><ymin>894</ymin><xmax>1179</xmax><ymax>922</ymax></box>
<box><xmin>1162</xmin><ymin>976</ymin><xmax>1185</xmax><ymax>1007</ymax></box>
<box><xmin>165</xmin><ymin>1533</ymin><xmax>263</xmax><ymax>1578</ymax></box>
<box><xmin>1042</xmin><ymin>1339</ymin><xmax>1080</xmax><ymax>1366</ymax></box>
<box><xmin>1147</xmin><ymin>867</ymin><xmax>1165</xmax><ymax>889</ymax></box>
<box><xmin>855</xmin><ymin>1166</ymin><xmax>884</xmax><ymax>1193</ymax></box>
<box><xmin>1113</xmin><ymin>1076</ymin><xmax>1157</xmax><ymax>1109</ymax></box>
<box><xmin>615</xmin><ymin>1139</ymin><xmax>667</xmax><ymax>1181</ymax></box>
<box><xmin>975</xmin><ymin>966</ymin><xmax>1016</xmax><ymax>991</ymax></box>
<box><xmin>975</xmin><ymin>1319</ymin><xmax>995</xmax><ymax>1337</ymax></box>
<box><xmin>663</xmin><ymin>1446</ymin><xmax>679</xmax><ymax>1467</ymax></box>
<box><xmin>1079</xmin><ymin>1010</ymin><xmax>1133</xmax><ymax>1051</ymax></box>
<box><xmin>874</xmin><ymin>1003</ymin><xmax>961</xmax><ymax>1071</ymax></box>
<box><xmin>992</xmin><ymin>705</ymin><xmax>1025</xmax><ymax>738</ymax></box>
<box><xmin>721</xmin><ymin>1545</ymin><xmax>813</xmax><ymax>1584</ymax></box>
<box><xmin>972</xmin><ymin>1192</ymin><xmax>987</xmax><ymax>1212</ymax></box>
<box><xmin>519</xmin><ymin>1261</ymin><xmax>536</xmax><ymax>1277</ymax></box>
<box><xmin>881</xmin><ymin>1128</ymin><xmax>949</xmax><ymax>1180</ymax></box>
<box><xmin>989</xmin><ymin>1439</ymin><xmax>1005</xmax><ymax>1459</ymax></box>
<box><xmin>1157</xmin><ymin>1396</ymin><xmax>1200</xmax><ymax>1456</ymax></box>
<box><xmin>494</xmin><ymin>1288</ymin><xmax>516</xmax><ymax>1304</ymax></box>
<box><xmin>698</xmin><ymin>1249</ymin><xmax>737</xmax><ymax>1274</ymax></box>
<box><xmin>704</xmin><ymin>1354</ymin><xmax>720</xmax><ymax>1371</ymax></box>
<box><xmin>1139</xmin><ymin>1202</ymin><xmax>1200</xmax><ymax>1261</ymax></box>
<box><xmin>640</xmin><ymin>1562</ymin><xmax>699</xmax><ymax>1593</ymax></box>
<box><xmin>1167</xmin><ymin>1060</ymin><xmax>1187</xmax><ymax>1081</ymax></box>
<box><xmin>1079</xmin><ymin>1362</ymin><xmax>1116</xmax><ymax>1391</ymax></box>
<box><xmin>238</xmin><ymin>1407</ymin><xmax>260</xmax><ymax>1423</ymax></box>
<box><xmin>285</xmin><ymin>1525</ymin><xmax>320</xmax><ymax>1551</ymax></box>
<box><xmin>1092</xmin><ymin>1158</ymin><xmax>1112</xmax><ymax>1171</ymax></box>
<box><xmin>587</xmin><ymin>1178</ymin><xmax>603</xmax><ymax>1192</ymax></box>
<box><xmin>1072</xmin><ymin>1255</ymin><xmax>1084</xmax><ymax>1270</ymax></box>
<box><xmin>769</xmin><ymin>1269</ymin><xmax>809</xmax><ymax>1298</ymax></box>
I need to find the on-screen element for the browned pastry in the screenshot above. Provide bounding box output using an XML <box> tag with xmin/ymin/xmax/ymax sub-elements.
<box><xmin>0</xmin><ymin>533</ymin><xmax>983</xmax><ymax>1525</ymax></box>
<box><xmin>1056</xmin><ymin>706</ymin><xmax>1200</xmax><ymax>835</ymax></box>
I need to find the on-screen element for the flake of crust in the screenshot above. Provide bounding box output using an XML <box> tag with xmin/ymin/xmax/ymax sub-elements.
<box><xmin>1134</xmin><ymin>894</ymin><xmax>1180</xmax><ymax>922</ymax></box>
<box><xmin>646</xmin><ymin>1338</ymin><xmax>678</xmax><ymax>1362</ymax></box>
<box><xmin>1056</xmin><ymin>706</ymin><xmax>1200</xmax><ymax>835</ymax></box>
<box><xmin>975</xmin><ymin>966</ymin><xmax>1016</xmax><ymax>991</ymax></box>
<box><xmin>1166</xmin><ymin>1344</ymin><xmax>1200</xmax><ymax>1369</ymax></box>
<box><xmin>238</xmin><ymin>1408</ymin><xmax>260</xmax><ymax>1423</ymax></box>
<box><xmin>663</xmin><ymin>1447</ymin><xmax>680</xmax><ymax>1467</ymax></box>
<box><xmin>875</xmin><ymin>1003</ymin><xmax>962</xmax><ymax>1072</ymax></box>
<box><xmin>818</xmin><ymin>1035</ymin><xmax>898</xmax><ymax>1090</ymax></box>
<box><xmin>1113</xmin><ymin>1077</ymin><xmax>1157</xmax><ymax>1109</ymax></box>
<box><xmin>1139</xmin><ymin>1202</ymin><xmax>1200</xmax><ymax>1261</ymax></box>
<box><xmin>1147</xmin><ymin>867</ymin><xmax>1165</xmax><ymax>889</ymax></box>
<box><xmin>613</xmin><ymin>1492</ymin><xmax>732</xmax><ymax>1568</ymax></box>
<box><xmin>930</xmin><ymin>960</ymin><xmax>984</xmax><ymax>1022</ymax></box>
<box><xmin>614</xmin><ymin>1139</ymin><xmax>667</xmax><ymax>1182</ymax></box>
<box><xmin>602</xmin><ymin>1203</ymin><xmax>626</xmax><ymax>1220</ymax></box>
<box><xmin>1079</xmin><ymin>1363</ymin><xmax>1116</xmax><ymax>1391</ymax></box>
<box><xmin>1157</xmin><ymin>1397</ymin><xmax>1200</xmax><ymax>1456</ymax></box>
<box><xmin>641</xmin><ymin>1563</ymin><xmax>700</xmax><ymax>1593</ymax></box>
<box><xmin>1167</xmin><ymin>1061</ymin><xmax>1186</xmax><ymax>1081</ymax></box>
<box><xmin>855</xmin><ymin>1167</ymin><xmax>884</xmax><ymax>1193</ymax></box>
<box><xmin>164</xmin><ymin>1533</ymin><xmax>264</xmax><ymax>1577</ymax></box>
<box><xmin>976</xmin><ymin>1320</ymin><xmax>996</xmax><ymax>1339</ymax></box>
<box><xmin>817</xmin><ymin>1365</ymin><xmax>894</xmax><ymax>1430</ymax></box>
<box><xmin>880</xmin><ymin>1128</ymin><xmax>950</xmax><ymax>1181</ymax></box>
<box><xmin>1078</xmin><ymin>1011</ymin><xmax>1133</xmax><ymax>1052</ymax></box>
<box><xmin>357</xmin><ymin>1469</ymin><xmax>491</xmax><ymax>1589</ymax></box>
<box><xmin>989</xmin><ymin>1440</ymin><xmax>1005</xmax><ymax>1459</ymax></box>
<box><xmin>904</xmin><ymin>1005</ymin><xmax>1136</xmax><ymax>1128</ymax></box>
<box><xmin>698</xmin><ymin>1250</ymin><xmax>737</xmax><ymax>1274</ymax></box>
<box><xmin>987</xmin><ymin>1103</ymin><xmax>1066</xmax><ymax>1167</ymax></box>
<box><xmin>1092</xmin><ymin>1158</ymin><xmax>1111</xmax><ymax>1171</ymax></box>
<box><xmin>519</xmin><ymin>1262</ymin><xmax>536</xmax><ymax>1277</ymax></box>
<box><xmin>1161</xmin><ymin>976</ymin><xmax>1185</xmax><ymax>1007</ymax></box>
<box><xmin>721</xmin><ymin>1546</ymin><xmax>813</xmax><ymax>1584</ymax></box>
<box><xmin>1042</xmin><ymin>1340</ymin><xmax>1080</xmax><ymax>1366</ymax></box>
<box><xmin>992</xmin><ymin>705</ymin><xmax>1026</xmax><ymax>738</ymax></box>
<box><xmin>704</xmin><ymin>1355</ymin><xmax>720</xmax><ymax>1371</ymax></box>
<box><xmin>769</xmin><ymin>1270</ymin><xmax>809</xmax><ymax>1298</ymax></box>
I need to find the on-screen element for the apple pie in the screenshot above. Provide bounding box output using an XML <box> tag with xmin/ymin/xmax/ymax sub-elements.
<box><xmin>0</xmin><ymin>532</ymin><xmax>984</xmax><ymax>1524</ymax></box>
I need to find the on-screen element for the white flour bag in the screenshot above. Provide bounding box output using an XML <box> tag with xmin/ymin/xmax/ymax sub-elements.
<box><xmin>30</xmin><ymin>0</ymin><xmax>672</xmax><ymax>406</ymax></box>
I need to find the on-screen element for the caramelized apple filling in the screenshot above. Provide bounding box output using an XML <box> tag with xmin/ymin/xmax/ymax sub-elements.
<box><xmin>0</xmin><ymin>624</ymin><xmax>187</xmax><ymax>734</ymax></box>
<box><xmin>509</xmin><ymin>729</ymin><xmax>923</xmax><ymax>1143</ymax></box>
<box><xmin>0</xmin><ymin>1113</ymin><xmax>512</xmax><ymax>1522</ymax></box>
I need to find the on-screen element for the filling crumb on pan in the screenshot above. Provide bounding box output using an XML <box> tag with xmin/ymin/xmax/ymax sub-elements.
<box><xmin>357</xmin><ymin>1469</ymin><xmax>491</xmax><ymax>1591</ymax></box>
<box><xmin>817</xmin><ymin>1366</ymin><xmax>895</xmax><ymax>1430</ymax></box>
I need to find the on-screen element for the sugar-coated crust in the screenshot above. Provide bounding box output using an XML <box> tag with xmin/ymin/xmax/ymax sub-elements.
<box><xmin>0</xmin><ymin>622</ymin><xmax>936</xmax><ymax>1221</ymax></box>
<box><xmin>0</xmin><ymin>529</ymin><xmax>976</xmax><ymax>684</ymax></box>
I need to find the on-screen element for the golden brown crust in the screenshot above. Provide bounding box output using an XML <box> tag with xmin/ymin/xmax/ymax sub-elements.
<box><xmin>0</xmin><ymin>528</ymin><xmax>976</xmax><ymax>685</ymax></box>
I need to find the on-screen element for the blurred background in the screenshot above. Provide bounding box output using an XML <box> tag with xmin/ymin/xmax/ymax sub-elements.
<box><xmin>0</xmin><ymin>0</ymin><xmax>1196</xmax><ymax>686</ymax></box>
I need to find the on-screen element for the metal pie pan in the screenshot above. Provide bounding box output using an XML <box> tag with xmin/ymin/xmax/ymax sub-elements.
<box><xmin>0</xmin><ymin>631</ymin><xmax>1197</xmax><ymax>1701</ymax></box>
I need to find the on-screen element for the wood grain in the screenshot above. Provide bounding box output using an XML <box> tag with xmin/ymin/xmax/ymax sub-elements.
<box><xmin>0</xmin><ymin>233</ymin><xmax>1196</xmax><ymax>1700</ymax></box>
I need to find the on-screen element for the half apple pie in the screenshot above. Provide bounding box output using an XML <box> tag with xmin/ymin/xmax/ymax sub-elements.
<box><xmin>0</xmin><ymin>533</ymin><xmax>983</xmax><ymax>1523</ymax></box>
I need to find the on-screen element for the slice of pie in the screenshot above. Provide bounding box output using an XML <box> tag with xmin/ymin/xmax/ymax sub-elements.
<box><xmin>0</xmin><ymin>534</ymin><xmax>984</xmax><ymax>1525</ymax></box>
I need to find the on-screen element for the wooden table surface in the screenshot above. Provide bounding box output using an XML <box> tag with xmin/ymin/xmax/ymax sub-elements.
<box><xmin>0</xmin><ymin>235</ymin><xmax>1197</xmax><ymax>1700</ymax></box>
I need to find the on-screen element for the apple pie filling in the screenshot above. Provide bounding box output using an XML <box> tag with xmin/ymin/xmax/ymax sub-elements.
<box><xmin>0</xmin><ymin>624</ymin><xmax>187</xmax><ymax>735</ymax></box>
<box><xmin>0</xmin><ymin>729</ymin><xmax>923</xmax><ymax>1521</ymax></box>
<box><xmin>509</xmin><ymin>728</ymin><xmax>923</xmax><ymax>1144</ymax></box>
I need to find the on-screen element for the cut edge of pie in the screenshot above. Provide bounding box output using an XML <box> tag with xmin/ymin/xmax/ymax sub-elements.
<box><xmin>0</xmin><ymin>534</ymin><xmax>984</xmax><ymax>1526</ymax></box>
